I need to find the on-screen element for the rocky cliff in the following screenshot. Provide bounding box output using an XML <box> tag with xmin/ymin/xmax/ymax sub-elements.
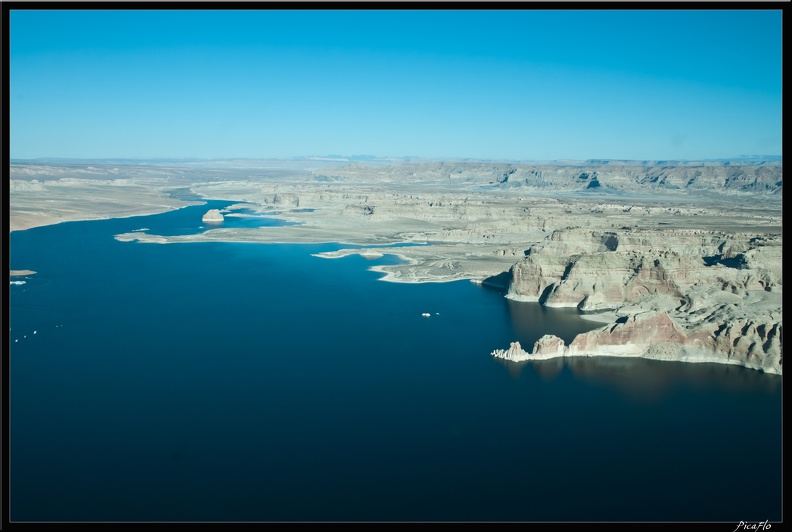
<box><xmin>493</xmin><ymin>309</ymin><xmax>782</xmax><ymax>374</ymax></box>
<box><xmin>496</xmin><ymin>227</ymin><xmax>782</xmax><ymax>373</ymax></box>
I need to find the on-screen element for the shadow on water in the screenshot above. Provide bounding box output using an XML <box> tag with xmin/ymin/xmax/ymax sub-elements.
<box><xmin>480</xmin><ymin>270</ymin><xmax>511</xmax><ymax>290</ymax></box>
<box><xmin>496</xmin><ymin>355</ymin><xmax>781</xmax><ymax>402</ymax></box>
<box><xmin>478</xmin><ymin>273</ymin><xmax>603</xmax><ymax>346</ymax></box>
<box><xmin>505</xmin><ymin>297</ymin><xmax>603</xmax><ymax>346</ymax></box>
<box><xmin>480</xmin><ymin>286</ymin><xmax>782</xmax><ymax>402</ymax></box>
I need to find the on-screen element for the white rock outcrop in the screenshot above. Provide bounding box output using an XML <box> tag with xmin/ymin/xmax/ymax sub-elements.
<box><xmin>202</xmin><ymin>209</ymin><xmax>224</xmax><ymax>223</ymax></box>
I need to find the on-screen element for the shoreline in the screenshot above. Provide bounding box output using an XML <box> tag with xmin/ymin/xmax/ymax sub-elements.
<box><xmin>491</xmin><ymin>349</ymin><xmax>783</xmax><ymax>376</ymax></box>
<box><xmin>92</xmin><ymin>223</ymin><xmax>789</xmax><ymax>375</ymax></box>
<box><xmin>11</xmin><ymin>180</ymin><xmax>782</xmax><ymax>376</ymax></box>
<box><xmin>9</xmin><ymin>202</ymin><xmax>204</xmax><ymax>233</ymax></box>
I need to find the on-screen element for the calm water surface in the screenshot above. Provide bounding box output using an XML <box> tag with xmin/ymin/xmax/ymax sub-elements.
<box><xmin>9</xmin><ymin>201</ymin><xmax>782</xmax><ymax>522</ymax></box>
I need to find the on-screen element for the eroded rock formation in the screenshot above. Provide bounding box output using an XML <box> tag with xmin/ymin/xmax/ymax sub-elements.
<box><xmin>273</xmin><ymin>193</ymin><xmax>300</xmax><ymax>207</ymax></box>
<box><xmin>493</xmin><ymin>309</ymin><xmax>782</xmax><ymax>374</ymax></box>
<box><xmin>495</xmin><ymin>227</ymin><xmax>783</xmax><ymax>374</ymax></box>
<box><xmin>313</xmin><ymin>162</ymin><xmax>782</xmax><ymax>196</ymax></box>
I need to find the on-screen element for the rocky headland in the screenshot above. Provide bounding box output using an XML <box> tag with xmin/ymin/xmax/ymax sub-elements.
<box><xmin>493</xmin><ymin>228</ymin><xmax>782</xmax><ymax>374</ymax></box>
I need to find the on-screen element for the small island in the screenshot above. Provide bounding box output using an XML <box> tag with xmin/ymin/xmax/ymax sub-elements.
<box><xmin>201</xmin><ymin>209</ymin><xmax>224</xmax><ymax>223</ymax></box>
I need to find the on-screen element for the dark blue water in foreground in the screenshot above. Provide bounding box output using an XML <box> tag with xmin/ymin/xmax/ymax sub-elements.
<box><xmin>9</xmin><ymin>201</ymin><xmax>782</xmax><ymax>522</ymax></box>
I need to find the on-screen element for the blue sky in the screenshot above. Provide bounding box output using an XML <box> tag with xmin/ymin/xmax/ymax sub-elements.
<box><xmin>9</xmin><ymin>9</ymin><xmax>782</xmax><ymax>161</ymax></box>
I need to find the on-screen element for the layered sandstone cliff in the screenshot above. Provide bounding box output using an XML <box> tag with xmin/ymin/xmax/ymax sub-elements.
<box><xmin>493</xmin><ymin>309</ymin><xmax>782</xmax><ymax>374</ymax></box>
<box><xmin>495</xmin><ymin>227</ymin><xmax>782</xmax><ymax>373</ymax></box>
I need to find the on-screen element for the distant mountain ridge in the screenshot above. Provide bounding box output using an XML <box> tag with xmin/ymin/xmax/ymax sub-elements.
<box><xmin>312</xmin><ymin>161</ymin><xmax>783</xmax><ymax>196</ymax></box>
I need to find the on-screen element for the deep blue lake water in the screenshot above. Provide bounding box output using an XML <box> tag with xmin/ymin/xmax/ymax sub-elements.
<box><xmin>8</xmin><ymin>201</ymin><xmax>782</xmax><ymax>522</ymax></box>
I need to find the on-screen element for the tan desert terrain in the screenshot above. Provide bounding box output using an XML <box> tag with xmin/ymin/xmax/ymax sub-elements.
<box><xmin>10</xmin><ymin>159</ymin><xmax>783</xmax><ymax>373</ymax></box>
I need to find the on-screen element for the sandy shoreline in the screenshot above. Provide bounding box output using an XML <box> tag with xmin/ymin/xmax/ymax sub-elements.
<box><xmin>10</xmin><ymin>204</ymin><xmax>201</xmax><ymax>233</ymax></box>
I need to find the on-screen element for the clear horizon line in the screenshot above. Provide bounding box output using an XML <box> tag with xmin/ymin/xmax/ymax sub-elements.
<box><xmin>10</xmin><ymin>154</ymin><xmax>783</xmax><ymax>163</ymax></box>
